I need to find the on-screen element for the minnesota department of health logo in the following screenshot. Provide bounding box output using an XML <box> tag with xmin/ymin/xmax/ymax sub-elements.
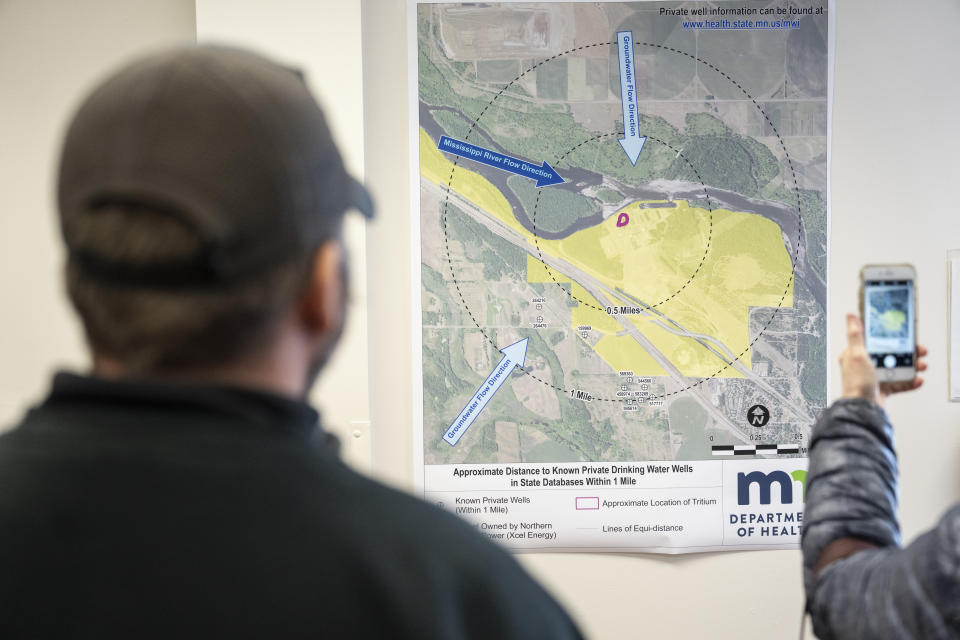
<box><xmin>737</xmin><ymin>470</ymin><xmax>806</xmax><ymax>505</ymax></box>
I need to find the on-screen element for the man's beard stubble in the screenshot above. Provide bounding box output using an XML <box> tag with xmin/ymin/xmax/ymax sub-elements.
<box><xmin>302</xmin><ymin>242</ymin><xmax>349</xmax><ymax>396</ymax></box>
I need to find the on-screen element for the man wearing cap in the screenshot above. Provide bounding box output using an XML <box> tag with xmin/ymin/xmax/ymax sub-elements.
<box><xmin>0</xmin><ymin>46</ymin><xmax>581</xmax><ymax>639</ymax></box>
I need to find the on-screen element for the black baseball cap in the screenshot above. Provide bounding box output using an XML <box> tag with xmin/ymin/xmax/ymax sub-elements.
<box><xmin>57</xmin><ymin>45</ymin><xmax>373</xmax><ymax>287</ymax></box>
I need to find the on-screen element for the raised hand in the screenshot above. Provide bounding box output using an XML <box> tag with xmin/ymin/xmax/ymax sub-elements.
<box><xmin>839</xmin><ymin>313</ymin><xmax>926</xmax><ymax>406</ymax></box>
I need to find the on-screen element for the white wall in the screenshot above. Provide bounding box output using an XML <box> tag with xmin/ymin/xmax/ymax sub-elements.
<box><xmin>829</xmin><ymin>1</ymin><xmax>960</xmax><ymax>549</ymax></box>
<box><xmin>0</xmin><ymin>0</ymin><xmax>196</xmax><ymax>426</ymax></box>
<box><xmin>362</xmin><ymin>1</ymin><xmax>960</xmax><ymax>638</ymax></box>
<box><xmin>194</xmin><ymin>0</ymin><xmax>373</xmax><ymax>472</ymax></box>
<box><xmin>0</xmin><ymin>0</ymin><xmax>373</xmax><ymax>471</ymax></box>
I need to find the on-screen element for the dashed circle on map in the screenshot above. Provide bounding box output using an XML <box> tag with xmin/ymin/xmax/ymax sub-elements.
<box><xmin>437</xmin><ymin>39</ymin><xmax>804</xmax><ymax>402</ymax></box>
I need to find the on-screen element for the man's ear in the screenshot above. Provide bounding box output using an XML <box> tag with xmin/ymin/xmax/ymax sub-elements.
<box><xmin>298</xmin><ymin>239</ymin><xmax>346</xmax><ymax>336</ymax></box>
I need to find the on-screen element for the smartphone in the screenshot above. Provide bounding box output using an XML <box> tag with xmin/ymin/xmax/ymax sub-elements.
<box><xmin>859</xmin><ymin>264</ymin><xmax>917</xmax><ymax>382</ymax></box>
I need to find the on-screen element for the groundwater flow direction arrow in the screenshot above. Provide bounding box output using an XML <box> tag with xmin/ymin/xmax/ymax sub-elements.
<box><xmin>442</xmin><ymin>338</ymin><xmax>530</xmax><ymax>446</ymax></box>
<box><xmin>616</xmin><ymin>30</ymin><xmax>646</xmax><ymax>165</ymax></box>
<box><xmin>437</xmin><ymin>136</ymin><xmax>564</xmax><ymax>187</ymax></box>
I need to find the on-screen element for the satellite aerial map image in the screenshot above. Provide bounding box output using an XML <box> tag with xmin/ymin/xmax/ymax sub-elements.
<box><xmin>416</xmin><ymin>1</ymin><xmax>829</xmax><ymax>468</ymax></box>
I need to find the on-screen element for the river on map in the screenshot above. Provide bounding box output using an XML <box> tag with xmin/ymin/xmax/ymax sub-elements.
<box><xmin>419</xmin><ymin>101</ymin><xmax>825</xmax><ymax>307</ymax></box>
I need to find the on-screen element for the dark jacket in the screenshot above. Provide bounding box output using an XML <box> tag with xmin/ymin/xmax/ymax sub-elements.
<box><xmin>0</xmin><ymin>373</ymin><xmax>582</xmax><ymax>639</ymax></box>
<box><xmin>802</xmin><ymin>398</ymin><xmax>960</xmax><ymax>639</ymax></box>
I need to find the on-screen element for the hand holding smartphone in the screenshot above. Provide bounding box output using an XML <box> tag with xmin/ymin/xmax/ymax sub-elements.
<box><xmin>859</xmin><ymin>264</ymin><xmax>917</xmax><ymax>382</ymax></box>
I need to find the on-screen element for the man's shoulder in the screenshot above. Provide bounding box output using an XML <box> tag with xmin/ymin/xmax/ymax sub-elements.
<box><xmin>316</xmin><ymin>464</ymin><xmax>580</xmax><ymax>637</ymax></box>
<box><xmin>316</xmin><ymin>459</ymin><xmax>511</xmax><ymax>564</ymax></box>
<box><xmin>0</xmin><ymin>395</ymin><xmax>581</xmax><ymax>639</ymax></box>
<box><xmin>0</xmin><ymin>443</ymin><xmax>580</xmax><ymax>638</ymax></box>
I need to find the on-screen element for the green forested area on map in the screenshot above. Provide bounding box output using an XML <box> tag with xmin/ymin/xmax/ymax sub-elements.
<box><xmin>446</xmin><ymin>205</ymin><xmax>526</xmax><ymax>281</ymax></box>
<box><xmin>418</xmin><ymin>14</ymin><xmax>793</xmax><ymax>204</ymax></box>
<box><xmin>506</xmin><ymin>175</ymin><xmax>601</xmax><ymax>234</ymax></box>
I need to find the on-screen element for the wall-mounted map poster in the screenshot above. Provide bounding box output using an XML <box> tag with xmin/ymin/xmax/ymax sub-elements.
<box><xmin>411</xmin><ymin>0</ymin><xmax>832</xmax><ymax>553</ymax></box>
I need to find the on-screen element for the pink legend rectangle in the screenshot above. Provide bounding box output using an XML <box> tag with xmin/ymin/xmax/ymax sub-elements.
<box><xmin>575</xmin><ymin>497</ymin><xmax>599</xmax><ymax>510</ymax></box>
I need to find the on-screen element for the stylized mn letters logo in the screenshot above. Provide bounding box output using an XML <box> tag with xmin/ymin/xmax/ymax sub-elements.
<box><xmin>737</xmin><ymin>470</ymin><xmax>807</xmax><ymax>505</ymax></box>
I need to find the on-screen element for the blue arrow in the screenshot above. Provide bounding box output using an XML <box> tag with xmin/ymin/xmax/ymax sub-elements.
<box><xmin>616</xmin><ymin>30</ymin><xmax>646</xmax><ymax>165</ymax></box>
<box><xmin>437</xmin><ymin>136</ymin><xmax>564</xmax><ymax>187</ymax></box>
<box><xmin>442</xmin><ymin>338</ymin><xmax>529</xmax><ymax>446</ymax></box>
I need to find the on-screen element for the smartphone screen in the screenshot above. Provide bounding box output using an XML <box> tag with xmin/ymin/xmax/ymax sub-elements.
<box><xmin>863</xmin><ymin>278</ymin><xmax>915</xmax><ymax>369</ymax></box>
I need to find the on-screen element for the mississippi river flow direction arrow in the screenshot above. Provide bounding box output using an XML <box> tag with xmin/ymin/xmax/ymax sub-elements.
<box><xmin>437</xmin><ymin>136</ymin><xmax>565</xmax><ymax>187</ymax></box>
<box><xmin>443</xmin><ymin>338</ymin><xmax>529</xmax><ymax>446</ymax></box>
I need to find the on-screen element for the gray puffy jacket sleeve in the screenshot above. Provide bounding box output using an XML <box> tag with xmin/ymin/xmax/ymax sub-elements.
<box><xmin>802</xmin><ymin>398</ymin><xmax>960</xmax><ymax>639</ymax></box>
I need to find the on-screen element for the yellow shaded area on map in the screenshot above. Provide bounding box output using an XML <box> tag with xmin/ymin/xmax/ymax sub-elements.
<box><xmin>423</xmin><ymin>127</ymin><xmax>793</xmax><ymax>378</ymax></box>
<box><xmin>626</xmin><ymin>313</ymin><xmax>745</xmax><ymax>378</ymax></box>
<box><xmin>420</xmin><ymin>129</ymin><xmax>527</xmax><ymax>236</ymax></box>
<box><xmin>593</xmin><ymin>335</ymin><xmax>669</xmax><ymax>377</ymax></box>
<box><xmin>528</xmin><ymin>255</ymin><xmax>667</xmax><ymax>376</ymax></box>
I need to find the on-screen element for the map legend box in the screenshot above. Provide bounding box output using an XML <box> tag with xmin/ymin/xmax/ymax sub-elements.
<box><xmin>575</xmin><ymin>497</ymin><xmax>600</xmax><ymax>510</ymax></box>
